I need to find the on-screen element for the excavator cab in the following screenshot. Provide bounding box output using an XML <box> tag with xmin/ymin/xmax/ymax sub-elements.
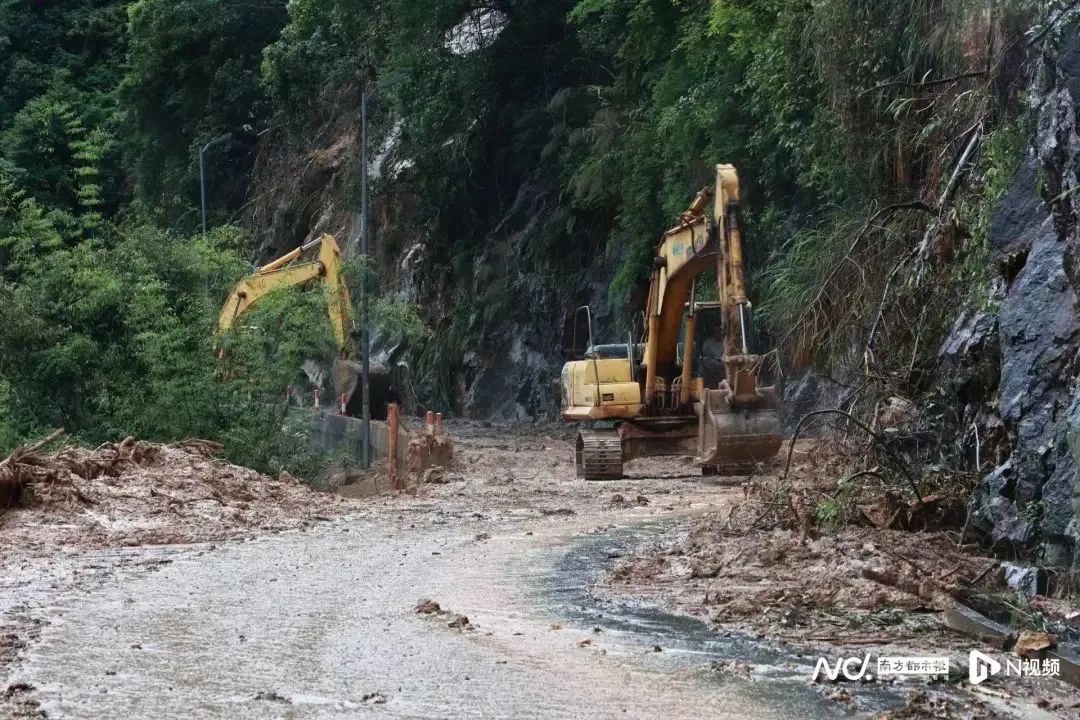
<box><xmin>561</xmin><ymin>306</ymin><xmax>643</xmax><ymax>422</ymax></box>
<box><xmin>560</xmin><ymin>164</ymin><xmax>782</xmax><ymax>479</ymax></box>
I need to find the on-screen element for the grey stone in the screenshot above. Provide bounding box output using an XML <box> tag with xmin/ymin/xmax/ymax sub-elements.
<box><xmin>973</xmin><ymin>462</ymin><xmax>1032</xmax><ymax>545</ymax></box>
<box><xmin>1057</xmin><ymin>18</ymin><xmax>1080</xmax><ymax>107</ymax></box>
<box><xmin>457</xmin><ymin>182</ymin><xmax>609</xmax><ymax>422</ymax></box>
<box><xmin>780</xmin><ymin>371</ymin><xmax>847</xmax><ymax>436</ymax></box>
<box><xmin>988</xmin><ymin>157</ymin><xmax>1045</xmax><ymax>257</ymax></box>
<box><xmin>998</xmin><ymin>220</ymin><xmax>1080</xmax><ymax>426</ymax></box>
<box><xmin>974</xmin><ymin>19</ymin><xmax>1080</xmax><ymax>567</ymax></box>
<box><xmin>1001</xmin><ymin>561</ymin><xmax>1045</xmax><ymax>596</ymax></box>
<box><xmin>937</xmin><ymin>309</ymin><xmax>1000</xmax><ymax>401</ymax></box>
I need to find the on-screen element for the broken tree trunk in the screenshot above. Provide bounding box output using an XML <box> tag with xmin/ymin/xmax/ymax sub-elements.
<box><xmin>0</xmin><ymin>429</ymin><xmax>66</xmax><ymax>509</ymax></box>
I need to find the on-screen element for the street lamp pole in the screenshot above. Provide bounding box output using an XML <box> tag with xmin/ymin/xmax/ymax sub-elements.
<box><xmin>356</xmin><ymin>74</ymin><xmax>404</xmax><ymax>469</ymax></box>
<box><xmin>199</xmin><ymin>133</ymin><xmax>232</xmax><ymax>233</ymax></box>
<box><xmin>359</xmin><ymin>89</ymin><xmax>372</xmax><ymax>469</ymax></box>
<box><xmin>199</xmin><ymin>148</ymin><xmax>208</xmax><ymax>233</ymax></box>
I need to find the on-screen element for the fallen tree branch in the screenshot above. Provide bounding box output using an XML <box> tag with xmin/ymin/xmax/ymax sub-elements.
<box><xmin>861</xmin><ymin>70</ymin><xmax>988</xmax><ymax>95</ymax></box>
<box><xmin>914</xmin><ymin>121</ymin><xmax>984</xmax><ymax>281</ymax></box>
<box><xmin>862</xmin><ymin>245</ymin><xmax>918</xmax><ymax>370</ymax></box>
<box><xmin>777</xmin><ymin>201</ymin><xmax>934</xmax><ymax>352</ymax></box>
<box><xmin>864</xmin><ymin>123</ymin><xmax>984</xmax><ymax>368</ymax></box>
<box><xmin>784</xmin><ymin>410</ymin><xmax>923</xmax><ymax>504</ymax></box>
<box><xmin>1028</xmin><ymin>0</ymin><xmax>1080</xmax><ymax>46</ymax></box>
<box><xmin>1</xmin><ymin>429</ymin><xmax>67</xmax><ymax>509</ymax></box>
<box><xmin>0</xmin><ymin>429</ymin><xmax>66</xmax><ymax>466</ymax></box>
<box><xmin>968</xmin><ymin>561</ymin><xmax>999</xmax><ymax>586</ymax></box>
<box><xmin>861</xmin><ymin>567</ymin><xmax>957</xmax><ymax>610</ymax></box>
<box><xmin>882</xmin><ymin>546</ymin><xmax>932</xmax><ymax>577</ymax></box>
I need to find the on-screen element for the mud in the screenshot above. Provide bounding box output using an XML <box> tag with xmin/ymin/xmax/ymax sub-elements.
<box><xmin>602</xmin><ymin>440</ymin><xmax>1080</xmax><ymax>717</ymax></box>
<box><xmin>607</xmin><ymin>517</ymin><xmax>996</xmax><ymax>634</ymax></box>
<box><xmin>0</xmin><ymin>437</ymin><xmax>345</xmax><ymax>560</ymax></box>
<box><xmin>0</xmin><ymin>423</ymin><xmax>1076</xmax><ymax>718</ymax></box>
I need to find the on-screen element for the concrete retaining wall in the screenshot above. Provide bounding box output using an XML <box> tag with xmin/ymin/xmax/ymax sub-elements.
<box><xmin>306</xmin><ymin>411</ymin><xmax>409</xmax><ymax>469</ymax></box>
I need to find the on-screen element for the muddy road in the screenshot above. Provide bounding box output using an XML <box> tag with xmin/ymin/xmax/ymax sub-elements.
<box><xmin>0</xmin><ymin>425</ymin><xmax>1048</xmax><ymax>718</ymax></box>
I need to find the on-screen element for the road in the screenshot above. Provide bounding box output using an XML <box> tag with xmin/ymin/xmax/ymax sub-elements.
<box><xmin>1</xmin><ymin>426</ymin><xmax>899</xmax><ymax>719</ymax></box>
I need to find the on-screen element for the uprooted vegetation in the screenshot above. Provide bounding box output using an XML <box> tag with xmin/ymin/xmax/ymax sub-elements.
<box><xmin>0</xmin><ymin>432</ymin><xmax>344</xmax><ymax>558</ymax></box>
<box><xmin>608</xmin><ymin>425</ymin><xmax>1078</xmax><ymax>648</ymax></box>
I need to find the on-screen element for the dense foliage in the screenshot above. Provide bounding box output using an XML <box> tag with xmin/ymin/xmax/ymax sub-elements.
<box><xmin>257</xmin><ymin>0</ymin><xmax>1035</xmax><ymax>363</ymax></box>
<box><xmin>0</xmin><ymin>0</ymin><xmax>339</xmax><ymax>470</ymax></box>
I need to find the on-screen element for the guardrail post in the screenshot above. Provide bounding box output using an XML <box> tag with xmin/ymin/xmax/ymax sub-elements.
<box><xmin>388</xmin><ymin>403</ymin><xmax>400</xmax><ymax>490</ymax></box>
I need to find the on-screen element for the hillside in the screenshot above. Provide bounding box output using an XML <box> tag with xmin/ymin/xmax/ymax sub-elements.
<box><xmin>1</xmin><ymin>0</ymin><xmax>1079</xmax><ymax>580</ymax></box>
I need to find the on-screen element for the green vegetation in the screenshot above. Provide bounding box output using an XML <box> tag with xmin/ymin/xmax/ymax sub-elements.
<box><xmin>0</xmin><ymin>0</ymin><xmax>1042</xmax><ymax>476</ymax></box>
<box><xmin>123</xmin><ymin>0</ymin><xmax>288</xmax><ymax>225</ymax></box>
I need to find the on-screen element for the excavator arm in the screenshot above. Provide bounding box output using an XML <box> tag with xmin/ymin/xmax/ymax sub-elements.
<box><xmin>642</xmin><ymin>192</ymin><xmax>718</xmax><ymax>405</ymax></box>
<box><xmin>217</xmin><ymin>234</ymin><xmax>352</xmax><ymax>351</ymax></box>
<box><xmin>215</xmin><ymin>233</ymin><xmax>410</xmax><ymax>420</ymax></box>
<box><xmin>641</xmin><ymin>164</ymin><xmax>760</xmax><ymax>405</ymax></box>
<box><xmin>643</xmin><ymin>164</ymin><xmax>781</xmax><ymax>470</ymax></box>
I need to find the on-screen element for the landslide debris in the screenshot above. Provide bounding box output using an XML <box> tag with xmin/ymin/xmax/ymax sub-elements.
<box><xmin>609</xmin><ymin>517</ymin><xmax>995</xmax><ymax>626</ymax></box>
<box><xmin>606</xmin><ymin>439</ymin><xmax>1006</xmax><ymax>645</ymax></box>
<box><xmin>0</xmin><ymin>434</ymin><xmax>343</xmax><ymax>557</ymax></box>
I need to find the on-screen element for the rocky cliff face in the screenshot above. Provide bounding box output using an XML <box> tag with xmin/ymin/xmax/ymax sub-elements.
<box><xmin>428</xmin><ymin>183</ymin><xmax>616</xmax><ymax>423</ymax></box>
<box><xmin>967</xmin><ymin>15</ymin><xmax>1080</xmax><ymax>568</ymax></box>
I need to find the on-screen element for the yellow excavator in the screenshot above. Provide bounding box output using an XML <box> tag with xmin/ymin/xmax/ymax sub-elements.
<box><xmin>217</xmin><ymin>234</ymin><xmax>397</xmax><ymax>416</ymax></box>
<box><xmin>560</xmin><ymin>164</ymin><xmax>782</xmax><ymax>478</ymax></box>
<box><xmin>218</xmin><ymin>234</ymin><xmax>352</xmax><ymax>351</ymax></box>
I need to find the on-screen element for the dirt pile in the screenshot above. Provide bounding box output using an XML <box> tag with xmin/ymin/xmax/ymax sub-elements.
<box><xmin>610</xmin><ymin>517</ymin><xmax>997</xmax><ymax>633</ymax></box>
<box><xmin>607</xmin><ymin>439</ymin><xmax>1010</xmax><ymax>645</ymax></box>
<box><xmin>0</xmin><ymin>435</ymin><xmax>344</xmax><ymax>557</ymax></box>
<box><xmin>407</xmin><ymin>433</ymin><xmax>454</xmax><ymax>478</ymax></box>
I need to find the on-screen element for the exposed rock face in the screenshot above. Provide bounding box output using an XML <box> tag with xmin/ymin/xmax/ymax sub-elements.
<box><xmin>938</xmin><ymin>308</ymin><xmax>1000</xmax><ymax>405</ymax></box>
<box><xmin>970</xmin><ymin>17</ymin><xmax>1080</xmax><ymax>565</ymax></box>
<box><xmin>780</xmin><ymin>371</ymin><xmax>848</xmax><ymax>437</ymax></box>
<box><xmin>455</xmin><ymin>183</ymin><xmax>613</xmax><ymax>422</ymax></box>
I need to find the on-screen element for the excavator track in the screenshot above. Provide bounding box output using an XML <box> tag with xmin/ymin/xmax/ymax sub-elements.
<box><xmin>575</xmin><ymin>430</ymin><xmax>623</xmax><ymax>480</ymax></box>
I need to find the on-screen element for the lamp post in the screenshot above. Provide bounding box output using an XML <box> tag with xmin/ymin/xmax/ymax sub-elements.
<box><xmin>357</xmin><ymin>74</ymin><xmax>405</xmax><ymax>469</ymax></box>
<box><xmin>199</xmin><ymin>133</ymin><xmax>232</xmax><ymax>233</ymax></box>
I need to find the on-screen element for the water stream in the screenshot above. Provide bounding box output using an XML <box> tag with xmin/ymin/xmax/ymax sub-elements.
<box><xmin>542</xmin><ymin>521</ymin><xmax>917</xmax><ymax>718</ymax></box>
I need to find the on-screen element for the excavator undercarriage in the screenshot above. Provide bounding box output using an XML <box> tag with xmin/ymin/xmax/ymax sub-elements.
<box><xmin>561</xmin><ymin>164</ymin><xmax>782</xmax><ymax>479</ymax></box>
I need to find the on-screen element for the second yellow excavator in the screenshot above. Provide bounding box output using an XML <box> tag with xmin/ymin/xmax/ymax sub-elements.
<box><xmin>560</xmin><ymin>164</ymin><xmax>782</xmax><ymax>478</ymax></box>
<box><xmin>218</xmin><ymin>233</ymin><xmax>352</xmax><ymax>350</ymax></box>
<box><xmin>217</xmin><ymin>234</ymin><xmax>399</xmax><ymax>417</ymax></box>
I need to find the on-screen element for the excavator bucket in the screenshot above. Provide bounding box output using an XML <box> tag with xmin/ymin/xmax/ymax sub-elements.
<box><xmin>696</xmin><ymin>385</ymin><xmax>782</xmax><ymax>475</ymax></box>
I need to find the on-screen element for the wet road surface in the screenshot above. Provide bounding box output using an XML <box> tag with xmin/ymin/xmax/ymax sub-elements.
<box><xmin>3</xmin><ymin>427</ymin><xmax>924</xmax><ymax>719</ymax></box>
<box><xmin>2</xmin><ymin>507</ymin><xmax>903</xmax><ymax>719</ymax></box>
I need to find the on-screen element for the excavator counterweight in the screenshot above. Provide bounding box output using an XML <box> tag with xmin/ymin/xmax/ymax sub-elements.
<box><xmin>560</xmin><ymin>165</ymin><xmax>782</xmax><ymax>478</ymax></box>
